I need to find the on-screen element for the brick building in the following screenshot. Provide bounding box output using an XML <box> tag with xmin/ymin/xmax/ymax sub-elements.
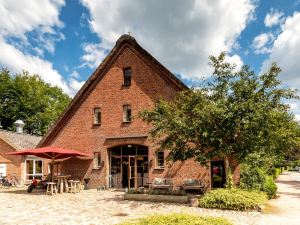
<box><xmin>0</xmin><ymin>127</ymin><xmax>42</xmax><ymax>182</ymax></box>
<box><xmin>38</xmin><ymin>34</ymin><xmax>239</xmax><ymax>189</ymax></box>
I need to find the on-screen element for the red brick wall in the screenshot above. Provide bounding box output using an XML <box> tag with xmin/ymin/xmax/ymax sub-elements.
<box><xmin>0</xmin><ymin>139</ymin><xmax>23</xmax><ymax>179</ymax></box>
<box><xmin>44</xmin><ymin>46</ymin><xmax>228</xmax><ymax>189</ymax></box>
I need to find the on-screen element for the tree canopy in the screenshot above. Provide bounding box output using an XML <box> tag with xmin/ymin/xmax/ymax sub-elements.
<box><xmin>0</xmin><ymin>68</ymin><xmax>71</xmax><ymax>135</ymax></box>
<box><xmin>140</xmin><ymin>52</ymin><xmax>300</xmax><ymax>164</ymax></box>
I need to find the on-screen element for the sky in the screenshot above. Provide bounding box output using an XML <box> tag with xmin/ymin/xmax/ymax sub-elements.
<box><xmin>1</xmin><ymin>0</ymin><xmax>300</xmax><ymax>117</ymax></box>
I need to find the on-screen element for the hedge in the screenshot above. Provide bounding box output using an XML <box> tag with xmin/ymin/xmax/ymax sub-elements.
<box><xmin>120</xmin><ymin>213</ymin><xmax>232</xmax><ymax>225</ymax></box>
<box><xmin>199</xmin><ymin>188</ymin><xmax>267</xmax><ymax>211</ymax></box>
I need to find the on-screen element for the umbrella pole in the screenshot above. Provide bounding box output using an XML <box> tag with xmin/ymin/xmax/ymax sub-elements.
<box><xmin>51</xmin><ymin>158</ymin><xmax>54</xmax><ymax>182</ymax></box>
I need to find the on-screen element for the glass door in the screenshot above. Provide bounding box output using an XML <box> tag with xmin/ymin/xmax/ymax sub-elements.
<box><xmin>128</xmin><ymin>156</ymin><xmax>136</xmax><ymax>189</ymax></box>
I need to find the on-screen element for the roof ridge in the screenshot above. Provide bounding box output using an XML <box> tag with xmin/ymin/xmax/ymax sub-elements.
<box><xmin>0</xmin><ymin>128</ymin><xmax>41</xmax><ymax>138</ymax></box>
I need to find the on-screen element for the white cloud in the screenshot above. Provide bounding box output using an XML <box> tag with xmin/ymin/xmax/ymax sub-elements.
<box><xmin>261</xmin><ymin>12</ymin><xmax>300</xmax><ymax>117</ymax></box>
<box><xmin>0</xmin><ymin>37</ymin><xmax>71</xmax><ymax>94</ymax></box>
<box><xmin>80</xmin><ymin>43</ymin><xmax>106</xmax><ymax>69</ymax></box>
<box><xmin>0</xmin><ymin>0</ymin><xmax>83</xmax><ymax>96</ymax></box>
<box><xmin>252</xmin><ymin>32</ymin><xmax>274</xmax><ymax>54</ymax></box>
<box><xmin>0</xmin><ymin>0</ymin><xmax>64</xmax><ymax>37</ymax></box>
<box><xmin>264</xmin><ymin>8</ymin><xmax>285</xmax><ymax>28</ymax></box>
<box><xmin>80</xmin><ymin>0</ymin><xmax>256</xmax><ymax>79</ymax></box>
<box><xmin>69</xmin><ymin>78</ymin><xmax>85</xmax><ymax>91</ymax></box>
<box><xmin>261</xmin><ymin>12</ymin><xmax>300</xmax><ymax>88</ymax></box>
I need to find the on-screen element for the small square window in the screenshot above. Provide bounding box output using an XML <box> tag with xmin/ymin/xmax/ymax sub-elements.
<box><xmin>155</xmin><ymin>151</ymin><xmax>164</xmax><ymax>168</ymax></box>
<box><xmin>123</xmin><ymin>105</ymin><xmax>131</xmax><ymax>122</ymax></box>
<box><xmin>93</xmin><ymin>108</ymin><xmax>101</xmax><ymax>125</ymax></box>
<box><xmin>93</xmin><ymin>152</ymin><xmax>101</xmax><ymax>169</ymax></box>
<box><xmin>123</xmin><ymin>68</ymin><xmax>131</xmax><ymax>86</ymax></box>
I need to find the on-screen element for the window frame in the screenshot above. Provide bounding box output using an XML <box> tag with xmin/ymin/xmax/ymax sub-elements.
<box><xmin>93</xmin><ymin>107</ymin><xmax>101</xmax><ymax>126</ymax></box>
<box><xmin>25</xmin><ymin>158</ymin><xmax>43</xmax><ymax>180</ymax></box>
<box><xmin>155</xmin><ymin>151</ymin><xmax>165</xmax><ymax>169</ymax></box>
<box><xmin>123</xmin><ymin>67</ymin><xmax>132</xmax><ymax>87</ymax></box>
<box><xmin>123</xmin><ymin>104</ymin><xmax>132</xmax><ymax>123</ymax></box>
<box><xmin>93</xmin><ymin>152</ymin><xmax>102</xmax><ymax>169</ymax></box>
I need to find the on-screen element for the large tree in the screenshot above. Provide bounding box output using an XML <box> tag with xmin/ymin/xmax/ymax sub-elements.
<box><xmin>140</xmin><ymin>52</ymin><xmax>300</xmax><ymax>164</ymax></box>
<box><xmin>0</xmin><ymin>68</ymin><xmax>71</xmax><ymax>135</ymax></box>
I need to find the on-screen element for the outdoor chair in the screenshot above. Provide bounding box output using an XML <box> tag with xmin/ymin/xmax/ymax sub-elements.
<box><xmin>151</xmin><ymin>177</ymin><xmax>173</xmax><ymax>190</ymax></box>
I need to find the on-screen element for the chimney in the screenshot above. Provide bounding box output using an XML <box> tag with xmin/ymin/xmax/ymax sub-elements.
<box><xmin>14</xmin><ymin>120</ymin><xmax>25</xmax><ymax>134</ymax></box>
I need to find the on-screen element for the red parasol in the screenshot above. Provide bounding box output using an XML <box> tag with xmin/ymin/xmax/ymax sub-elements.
<box><xmin>7</xmin><ymin>146</ymin><xmax>90</xmax><ymax>181</ymax></box>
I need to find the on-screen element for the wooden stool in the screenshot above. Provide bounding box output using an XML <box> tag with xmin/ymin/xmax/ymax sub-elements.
<box><xmin>46</xmin><ymin>182</ymin><xmax>57</xmax><ymax>195</ymax></box>
<box><xmin>73</xmin><ymin>180</ymin><xmax>80</xmax><ymax>193</ymax></box>
<box><xmin>68</xmin><ymin>180</ymin><xmax>76</xmax><ymax>193</ymax></box>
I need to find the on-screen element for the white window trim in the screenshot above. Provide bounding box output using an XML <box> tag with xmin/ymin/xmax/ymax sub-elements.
<box><xmin>25</xmin><ymin>157</ymin><xmax>43</xmax><ymax>180</ymax></box>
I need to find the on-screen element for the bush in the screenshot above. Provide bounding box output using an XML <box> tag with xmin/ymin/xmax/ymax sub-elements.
<box><xmin>239</xmin><ymin>163</ymin><xmax>277</xmax><ymax>199</ymax></box>
<box><xmin>262</xmin><ymin>176</ymin><xmax>277</xmax><ymax>199</ymax></box>
<box><xmin>239</xmin><ymin>164</ymin><xmax>266</xmax><ymax>190</ymax></box>
<box><xmin>147</xmin><ymin>189</ymin><xmax>187</xmax><ymax>196</ymax></box>
<box><xmin>273</xmin><ymin>168</ymin><xmax>281</xmax><ymax>179</ymax></box>
<box><xmin>120</xmin><ymin>213</ymin><xmax>232</xmax><ymax>225</ymax></box>
<box><xmin>199</xmin><ymin>189</ymin><xmax>267</xmax><ymax>211</ymax></box>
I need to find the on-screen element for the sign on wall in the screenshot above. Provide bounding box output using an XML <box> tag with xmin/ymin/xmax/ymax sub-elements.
<box><xmin>0</xmin><ymin>163</ymin><xmax>6</xmax><ymax>177</ymax></box>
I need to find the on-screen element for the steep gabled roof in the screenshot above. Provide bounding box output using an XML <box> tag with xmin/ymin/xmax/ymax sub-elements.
<box><xmin>0</xmin><ymin>129</ymin><xmax>41</xmax><ymax>150</ymax></box>
<box><xmin>38</xmin><ymin>34</ymin><xmax>188</xmax><ymax>147</ymax></box>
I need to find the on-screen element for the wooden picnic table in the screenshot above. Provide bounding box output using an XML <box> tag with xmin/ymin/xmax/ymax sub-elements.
<box><xmin>56</xmin><ymin>175</ymin><xmax>71</xmax><ymax>193</ymax></box>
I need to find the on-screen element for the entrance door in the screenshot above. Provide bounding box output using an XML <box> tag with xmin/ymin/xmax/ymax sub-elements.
<box><xmin>110</xmin><ymin>145</ymin><xmax>148</xmax><ymax>189</ymax></box>
<box><xmin>211</xmin><ymin>160</ymin><xmax>226</xmax><ymax>188</ymax></box>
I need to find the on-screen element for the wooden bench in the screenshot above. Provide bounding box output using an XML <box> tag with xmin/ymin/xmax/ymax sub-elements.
<box><xmin>182</xmin><ymin>179</ymin><xmax>206</xmax><ymax>194</ymax></box>
<box><xmin>151</xmin><ymin>178</ymin><xmax>173</xmax><ymax>190</ymax></box>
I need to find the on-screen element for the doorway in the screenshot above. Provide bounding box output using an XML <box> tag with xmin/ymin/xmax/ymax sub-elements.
<box><xmin>211</xmin><ymin>160</ymin><xmax>226</xmax><ymax>188</ymax></box>
<box><xmin>110</xmin><ymin>145</ymin><xmax>148</xmax><ymax>189</ymax></box>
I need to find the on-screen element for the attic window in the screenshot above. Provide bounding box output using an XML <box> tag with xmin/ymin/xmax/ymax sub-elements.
<box><xmin>123</xmin><ymin>68</ymin><xmax>131</xmax><ymax>86</ymax></box>
<box><xmin>123</xmin><ymin>105</ymin><xmax>131</xmax><ymax>122</ymax></box>
<box><xmin>93</xmin><ymin>108</ymin><xmax>101</xmax><ymax>125</ymax></box>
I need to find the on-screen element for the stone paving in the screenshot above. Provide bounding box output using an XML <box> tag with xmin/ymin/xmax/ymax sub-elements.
<box><xmin>0</xmin><ymin>172</ymin><xmax>299</xmax><ymax>225</ymax></box>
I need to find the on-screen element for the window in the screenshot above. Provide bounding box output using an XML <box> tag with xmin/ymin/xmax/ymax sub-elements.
<box><xmin>155</xmin><ymin>151</ymin><xmax>164</xmax><ymax>168</ymax></box>
<box><xmin>93</xmin><ymin>108</ymin><xmax>101</xmax><ymax>125</ymax></box>
<box><xmin>93</xmin><ymin>152</ymin><xmax>101</xmax><ymax>169</ymax></box>
<box><xmin>25</xmin><ymin>158</ymin><xmax>43</xmax><ymax>180</ymax></box>
<box><xmin>123</xmin><ymin>68</ymin><xmax>131</xmax><ymax>86</ymax></box>
<box><xmin>123</xmin><ymin>105</ymin><xmax>131</xmax><ymax>122</ymax></box>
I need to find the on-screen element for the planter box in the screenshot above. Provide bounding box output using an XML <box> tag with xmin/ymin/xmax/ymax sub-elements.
<box><xmin>124</xmin><ymin>193</ymin><xmax>189</xmax><ymax>204</ymax></box>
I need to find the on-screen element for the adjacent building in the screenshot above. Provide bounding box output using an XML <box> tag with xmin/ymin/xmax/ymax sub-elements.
<box><xmin>0</xmin><ymin>121</ymin><xmax>42</xmax><ymax>182</ymax></box>
<box><xmin>38</xmin><ymin>34</ymin><xmax>240</xmax><ymax>189</ymax></box>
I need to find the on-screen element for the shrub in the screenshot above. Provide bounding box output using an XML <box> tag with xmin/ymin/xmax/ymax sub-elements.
<box><xmin>147</xmin><ymin>189</ymin><xmax>186</xmax><ymax>196</ymax></box>
<box><xmin>273</xmin><ymin>168</ymin><xmax>281</xmax><ymax>179</ymax></box>
<box><xmin>239</xmin><ymin>163</ymin><xmax>277</xmax><ymax>199</ymax></box>
<box><xmin>239</xmin><ymin>164</ymin><xmax>266</xmax><ymax>190</ymax></box>
<box><xmin>120</xmin><ymin>213</ymin><xmax>232</xmax><ymax>225</ymax></box>
<box><xmin>262</xmin><ymin>176</ymin><xmax>277</xmax><ymax>199</ymax></box>
<box><xmin>199</xmin><ymin>189</ymin><xmax>267</xmax><ymax>211</ymax></box>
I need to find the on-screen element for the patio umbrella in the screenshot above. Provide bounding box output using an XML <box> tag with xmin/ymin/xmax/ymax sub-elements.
<box><xmin>7</xmin><ymin>146</ymin><xmax>90</xmax><ymax>182</ymax></box>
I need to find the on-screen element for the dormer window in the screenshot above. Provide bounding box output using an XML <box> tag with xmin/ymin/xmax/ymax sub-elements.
<box><xmin>93</xmin><ymin>108</ymin><xmax>101</xmax><ymax>125</ymax></box>
<box><xmin>123</xmin><ymin>68</ymin><xmax>131</xmax><ymax>86</ymax></box>
<box><xmin>123</xmin><ymin>105</ymin><xmax>131</xmax><ymax>122</ymax></box>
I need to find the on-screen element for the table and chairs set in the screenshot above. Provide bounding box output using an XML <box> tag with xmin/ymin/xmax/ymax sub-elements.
<box><xmin>45</xmin><ymin>175</ymin><xmax>83</xmax><ymax>195</ymax></box>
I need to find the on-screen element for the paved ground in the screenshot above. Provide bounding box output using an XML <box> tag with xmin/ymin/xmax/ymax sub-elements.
<box><xmin>259</xmin><ymin>171</ymin><xmax>300</xmax><ymax>225</ymax></box>
<box><xmin>0</xmin><ymin>171</ymin><xmax>299</xmax><ymax>225</ymax></box>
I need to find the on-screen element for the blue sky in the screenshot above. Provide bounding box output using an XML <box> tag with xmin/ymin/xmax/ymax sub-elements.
<box><xmin>1</xmin><ymin>0</ymin><xmax>300</xmax><ymax>117</ymax></box>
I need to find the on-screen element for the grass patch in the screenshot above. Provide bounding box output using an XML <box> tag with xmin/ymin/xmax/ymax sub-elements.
<box><xmin>199</xmin><ymin>188</ymin><xmax>267</xmax><ymax>211</ymax></box>
<box><xmin>120</xmin><ymin>213</ymin><xmax>232</xmax><ymax>225</ymax></box>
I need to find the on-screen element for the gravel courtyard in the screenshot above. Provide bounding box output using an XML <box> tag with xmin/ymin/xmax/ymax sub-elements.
<box><xmin>0</xmin><ymin>172</ymin><xmax>299</xmax><ymax>225</ymax></box>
